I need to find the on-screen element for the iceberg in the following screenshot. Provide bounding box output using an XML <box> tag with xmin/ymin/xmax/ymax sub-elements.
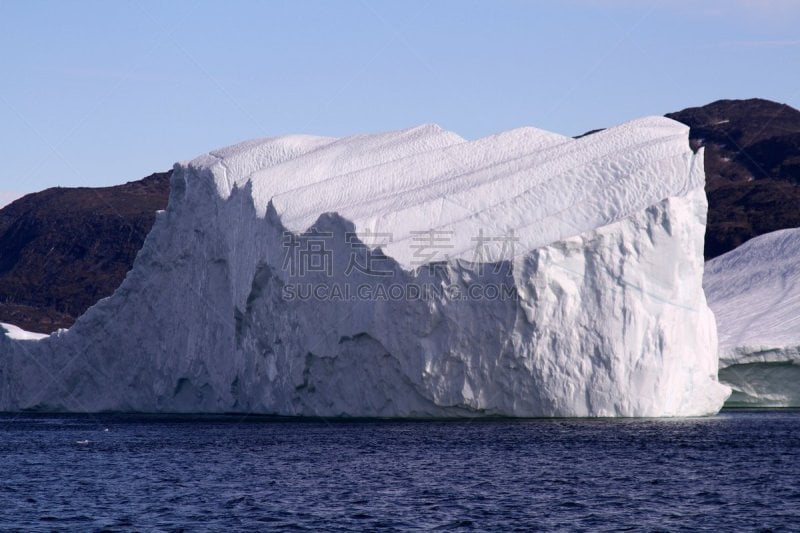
<box><xmin>705</xmin><ymin>228</ymin><xmax>800</xmax><ymax>407</ymax></box>
<box><xmin>0</xmin><ymin>118</ymin><xmax>729</xmax><ymax>416</ymax></box>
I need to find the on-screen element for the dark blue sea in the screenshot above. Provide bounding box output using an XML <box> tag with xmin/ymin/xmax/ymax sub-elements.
<box><xmin>1</xmin><ymin>410</ymin><xmax>799</xmax><ymax>531</ymax></box>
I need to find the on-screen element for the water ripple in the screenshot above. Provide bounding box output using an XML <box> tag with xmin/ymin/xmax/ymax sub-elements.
<box><xmin>0</xmin><ymin>411</ymin><xmax>798</xmax><ymax>530</ymax></box>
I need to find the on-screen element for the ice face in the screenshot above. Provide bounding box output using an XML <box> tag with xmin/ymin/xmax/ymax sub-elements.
<box><xmin>705</xmin><ymin>227</ymin><xmax>800</xmax><ymax>407</ymax></box>
<box><xmin>0</xmin><ymin>118</ymin><xmax>730</xmax><ymax>416</ymax></box>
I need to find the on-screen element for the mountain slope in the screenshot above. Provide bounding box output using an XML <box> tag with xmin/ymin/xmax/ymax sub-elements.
<box><xmin>0</xmin><ymin>172</ymin><xmax>170</xmax><ymax>333</ymax></box>
<box><xmin>665</xmin><ymin>98</ymin><xmax>800</xmax><ymax>258</ymax></box>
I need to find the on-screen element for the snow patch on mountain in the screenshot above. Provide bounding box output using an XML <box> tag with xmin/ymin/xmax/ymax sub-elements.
<box><xmin>0</xmin><ymin>323</ymin><xmax>48</xmax><ymax>341</ymax></box>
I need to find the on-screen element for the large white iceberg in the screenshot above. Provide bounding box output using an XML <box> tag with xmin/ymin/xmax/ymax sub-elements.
<box><xmin>0</xmin><ymin>118</ymin><xmax>729</xmax><ymax>416</ymax></box>
<box><xmin>705</xmin><ymin>228</ymin><xmax>800</xmax><ymax>406</ymax></box>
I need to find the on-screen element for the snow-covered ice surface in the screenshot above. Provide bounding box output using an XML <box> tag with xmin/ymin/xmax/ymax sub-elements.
<box><xmin>705</xmin><ymin>228</ymin><xmax>800</xmax><ymax>407</ymax></box>
<box><xmin>0</xmin><ymin>118</ymin><xmax>729</xmax><ymax>416</ymax></box>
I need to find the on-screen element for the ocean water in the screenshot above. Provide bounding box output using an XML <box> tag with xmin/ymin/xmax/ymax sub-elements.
<box><xmin>1</xmin><ymin>410</ymin><xmax>799</xmax><ymax>531</ymax></box>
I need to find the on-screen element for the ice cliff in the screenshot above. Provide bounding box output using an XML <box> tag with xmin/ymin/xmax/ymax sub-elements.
<box><xmin>0</xmin><ymin>118</ymin><xmax>730</xmax><ymax>416</ymax></box>
<box><xmin>705</xmin><ymin>228</ymin><xmax>800</xmax><ymax>407</ymax></box>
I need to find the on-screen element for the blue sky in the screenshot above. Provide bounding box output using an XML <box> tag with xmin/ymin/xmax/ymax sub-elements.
<box><xmin>1</xmin><ymin>0</ymin><xmax>799</xmax><ymax>204</ymax></box>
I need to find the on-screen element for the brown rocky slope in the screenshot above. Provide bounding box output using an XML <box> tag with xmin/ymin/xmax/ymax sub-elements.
<box><xmin>0</xmin><ymin>172</ymin><xmax>170</xmax><ymax>333</ymax></box>
<box><xmin>666</xmin><ymin>98</ymin><xmax>800</xmax><ymax>258</ymax></box>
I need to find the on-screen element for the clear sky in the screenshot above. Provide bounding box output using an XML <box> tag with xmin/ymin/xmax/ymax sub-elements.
<box><xmin>1</xmin><ymin>0</ymin><xmax>799</xmax><ymax>205</ymax></box>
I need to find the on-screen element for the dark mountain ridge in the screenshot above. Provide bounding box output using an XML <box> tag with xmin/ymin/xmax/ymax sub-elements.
<box><xmin>0</xmin><ymin>172</ymin><xmax>171</xmax><ymax>333</ymax></box>
<box><xmin>666</xmin><ymin>98</ymin><xmax>800</xmax><ymax>258</ymax></box>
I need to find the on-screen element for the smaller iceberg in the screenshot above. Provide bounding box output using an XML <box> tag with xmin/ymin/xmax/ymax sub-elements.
<box><xmin>704</xmin><ymin>228</ymin><xmax>800</xmax><ymax>406</ymax></box>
